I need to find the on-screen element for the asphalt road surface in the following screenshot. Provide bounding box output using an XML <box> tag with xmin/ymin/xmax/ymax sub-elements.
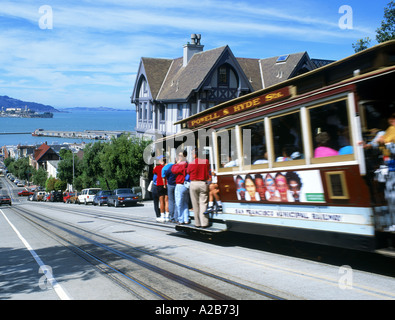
<box><xmin>1</xmin><ymin>176</ymin><xmax>394</xmax><ymax>304</ymax></box>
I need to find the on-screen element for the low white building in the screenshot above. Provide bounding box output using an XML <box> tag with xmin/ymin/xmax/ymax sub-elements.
<box><xmin>46</xmin><ymin>160</ymin><xmax>60</xmax><ymax>179</ymax></box>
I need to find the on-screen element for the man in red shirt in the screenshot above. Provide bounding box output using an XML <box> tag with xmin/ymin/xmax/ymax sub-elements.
<box><xmin>187</xmin><ymin>148</ymin><xmax>210</xmax><ymax>228</ymax></box>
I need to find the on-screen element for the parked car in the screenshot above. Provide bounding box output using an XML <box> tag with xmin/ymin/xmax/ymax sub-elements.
<box><xmin>78</xmin><ymin>188</ymin><xmax>101</xmax><ymax>205</ymax></box>
<box><xmin>131</xmin><ymin>186</ymin><xmax>143</xmax><ymax>202</ymax></box>
<box><xmin>63</xmin><ymin>192</ymin><xmax>76</xmax><ymax>203</ymax></box>
<box><xmin>35</xmin><ymin>191</ymin><xmax>46</xmax><ymax>201</ymax></box>
<box><xmin>48</xmin><ymin>191</ymin><xmax>63</xmax><ymax>202</ymax></box>
<box><xmin>0</xmin><ymin>195</ymin><xmax>12</xmax><ymax>205</ymax></box>
<box><xmin>18</xmin><ymin>189</ymin><xmax>34</xmax><ymax>197</ymax></box>
<box><xmin>107</xmin><ymin>188</ymin><xmax>139</xmax><ymax>207</ymax></box>
<box><xmin>93</xmin><ymin>190</ymin><xmax>112</xmax><ymax>206</ymax></box>
<box><xmin>68</xmin><ymin>192</ymin><xmax>80</xmax><ymax>204</ymax></box>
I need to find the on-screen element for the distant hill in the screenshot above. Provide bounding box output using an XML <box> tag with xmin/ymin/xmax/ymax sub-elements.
<box><xmin>0</xmin><ymin>95</ymin><xmax>60</xmax><ymax>112</ymax></box>
<box><xmin>58</xmin><ymin>107</ymin><xmax>132</xmax><ymax>112</ymax></box>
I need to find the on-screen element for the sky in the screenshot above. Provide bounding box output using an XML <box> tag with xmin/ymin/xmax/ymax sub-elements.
<box><xmin>0</xmin><ymin>0</ymin><xmax>391</xmax><ymax>110</ymax></box>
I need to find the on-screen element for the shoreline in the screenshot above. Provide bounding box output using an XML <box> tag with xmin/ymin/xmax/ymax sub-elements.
<box><xmin>32</xmin><ymin>129</ymin><xmax>136</xmax><ymax>141</ymax></box>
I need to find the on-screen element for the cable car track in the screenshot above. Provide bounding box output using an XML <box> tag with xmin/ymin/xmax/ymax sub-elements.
<box><xmin>6</xmin><ymin>204</ymin><xmax>286</xmax><ymax>300</ymax></box>
<box><xmin>29</xmin><ymin>201</ymin><xmax>175</xmax><ymax>232</ymax></box>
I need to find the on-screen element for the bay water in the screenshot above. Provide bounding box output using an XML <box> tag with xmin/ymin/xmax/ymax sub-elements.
<box><xmin>0</xmin><ymin>111</ymin><xmax>136</xmax><ymax>147</ymax></box>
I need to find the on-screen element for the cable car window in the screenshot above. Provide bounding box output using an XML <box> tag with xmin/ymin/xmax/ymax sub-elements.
<box><xmin>271</xmin><ymin>111</ymin><xmax>304</xmax><ymax>165</ymax></box>
<box><xmin>309</xmin><ymin>99</ymin><xmax>353</xmax><ymax>161</ymax></box>
<box><xmin>217</xmin><ymin>128</ymin><xmax>239</xmax><ymax>169</ymax></box>
<box><xmin>241</xmin><ymin>120</ymin><xmax>268</xmax><ymax>167</ymax></box>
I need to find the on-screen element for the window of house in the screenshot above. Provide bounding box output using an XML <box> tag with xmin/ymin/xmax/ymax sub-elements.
<box><xmin>148</xmin><ymin>103</ymin><xmax>152</xmax><ymax>122</ymax></box>
<box><xmin>143</xmin><ymin>102</ymin><xmax>147</xmax><ymax>121</ymax></box>
<box><xmin>160</xmin><ymin>104</ymin><xmax>166</xmax><ymax>122</ymax></box>
<box><xmin>177</xmin><ymin>104</ymin><xmax>183</xmax><ymax>120</ymax></box>
<box><xmin>218</xmin><ymin>65</ymin><xmax>228</xmax><ymax>86</ymax></box>
<box><xmin>138</xmin><ymin>103</ymin><xmax>142</xmax><ymax>120</ymax></box>
<box><xmin>142</xmin><ymin>79</ymin><xmax>147</xmax><ymax>93</ymax></box>
<box><xmin>308</xmin><ymin>99</ymin><xmax>353</xmax><ymax>162</ymax></box>
<box><xmin>138</xmin><ymin>78</ymin><xmax>148</xmax><ymax>98</ymax></box>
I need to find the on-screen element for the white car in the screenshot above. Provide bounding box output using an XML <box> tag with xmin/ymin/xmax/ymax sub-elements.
<box><xmin>78</xmin><ymin>188</ymin><xmax>101</xmax><ymax>205</ymax></box>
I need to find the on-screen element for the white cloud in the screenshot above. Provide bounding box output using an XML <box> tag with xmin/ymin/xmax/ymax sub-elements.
<box><xmin>0</xmin><ymin>0</ymin><xmax>381</xmax><ymax>108</ymax></box>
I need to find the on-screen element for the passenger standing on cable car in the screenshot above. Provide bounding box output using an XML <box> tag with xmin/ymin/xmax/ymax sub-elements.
<box><xmin>187</xmin><ymin>148</ymin><xmax>210</xmax><ymax>228</ymax></box>
<box><xmin>153</xmin><ymin>156</ymin><xmax>167</xmax><ymax>222</ymax></box>
<box><xmin>151</xmin><ymin>173</ymin><xmax>160</xmax><ymax>219</ymax></box>
<box><xmin>171</xmin><ymin>151</ymin><xmax>189</xmax><ymax>225</ymax></box>
<box><xmin>162</xmin><ymin>160</ymin><xmax>176</xmax><ymax>222</ymax></box>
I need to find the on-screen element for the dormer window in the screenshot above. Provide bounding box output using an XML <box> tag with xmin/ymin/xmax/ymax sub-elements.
<box><xmin>276</xmin><ymin>54</ymin><xmax>289</xmax><ymax>63</ymax></box>
<box><xmin>218</xmin><ymin>65</ymin><xmax>228</xmax><ymax>86</ymax></box>
<box><xmin>137</xmin><ymin>76</ymin><xmax>149</xmax><ymax>98</ymax></box>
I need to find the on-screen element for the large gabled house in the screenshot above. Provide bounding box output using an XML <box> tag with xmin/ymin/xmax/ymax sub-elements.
<box><xmin>29</xmin><ymin>143</ymin><xmax>60</xmax><ymax>171</ymax></box>
<box><xmin>131</xmin><ymin>34</ymin><xmax>333</xmax><ymax>137</ymax></box>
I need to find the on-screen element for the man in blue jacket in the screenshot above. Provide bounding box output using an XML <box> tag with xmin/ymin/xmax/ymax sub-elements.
<box><xmin>162</xmin><ymin>161</ymin><xmax>177</xmax><ymax>222</ymax></box>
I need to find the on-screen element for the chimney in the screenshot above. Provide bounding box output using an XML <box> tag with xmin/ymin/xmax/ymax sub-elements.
<box><xmin>183</xmin><ymin>34</ymin><xmax>204</xmax><ymax>67</ymax></box>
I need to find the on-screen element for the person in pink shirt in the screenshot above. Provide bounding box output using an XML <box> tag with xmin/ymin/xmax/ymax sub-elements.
<box><xmin>314</xmin><ymin>132</ymin><xmax>339</xmax><ymax>158</ymax></box>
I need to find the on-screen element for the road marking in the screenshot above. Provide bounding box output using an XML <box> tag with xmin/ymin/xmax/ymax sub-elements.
<box><xmin>0</xmin><ymin>209</ymin><xmax>72</xmax><ymax>300</ymax></box>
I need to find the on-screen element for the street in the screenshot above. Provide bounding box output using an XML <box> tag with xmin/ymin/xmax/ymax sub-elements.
<box><xmin>1</xmin><ymin>176</ymin><xmax>395</xmax><ymax>302</ymax></box>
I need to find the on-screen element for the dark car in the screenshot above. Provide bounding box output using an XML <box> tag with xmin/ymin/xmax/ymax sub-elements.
<box><xmin>49</xmin><ymin>191</ymin><xmax>63</xmax><ymax>202</ymax></box>
<box><xmin>107</xmin><ymin>188</ymin><xmax>139</xmax><ymax>207</ymax></box>
<box><xmin>0</xmin><ymin>195</ymin><xmax>12</xmax><ymax>205</ymax></box>
<box><xmin>93</xmin><ymin>190</ymin><xmax>112</xmax><ymax>206</ymax></box>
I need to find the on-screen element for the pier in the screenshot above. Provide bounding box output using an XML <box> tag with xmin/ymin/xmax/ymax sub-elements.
<box><xmin>32</xmin><ymin>129</ymin><xmax>136</xmax><ymax>140</ymax></box>
<box><xmin>0</xmin><ymin>132</ymin><xmax>31</xmax><ymax>135</ymax></box>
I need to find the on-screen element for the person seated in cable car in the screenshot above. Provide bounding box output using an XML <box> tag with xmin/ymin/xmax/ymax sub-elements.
<box><xmin>314</xmin><ymin>132</ymin><xmax>339</xmax><ymax>158</ymax></box>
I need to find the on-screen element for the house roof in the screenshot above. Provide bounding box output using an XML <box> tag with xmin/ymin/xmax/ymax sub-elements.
<box><xmin>141</xmin><ymin>57</ymin><xmax>173</xmax><ymax>99</ymax></box>
<box><xmin>236</xmin><ymin>57</ymin><xmax>262</xmax><ymax>91</ymax></box>
<box><xmin>47</xmin><ymin>160</ymin><xmax>60</xmax><ymax>169</ymax></box>
<box><xmin>258</xmin><ymin>52</ymin><xmax>314</xmax><ymax>88</ymax></box>
<box><xmin>34</xmin><ymin>143</ymin><xmax>51</xmax><ymax>162</ymax></box>
<box><xmin>135</xmin><ymin>44</ymin><xmax>333</xmax><ymax>104</ymax></box>
<box><xmin>157</xmin><ymin>46</ymin><xmax>228</xmax><ymax>101</ymax></box>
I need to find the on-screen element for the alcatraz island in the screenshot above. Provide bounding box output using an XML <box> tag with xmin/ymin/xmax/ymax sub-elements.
<box><xmin>0</xmin><ymin>106</ymin><xmax>53</xmax><ymax>118</ymax></box>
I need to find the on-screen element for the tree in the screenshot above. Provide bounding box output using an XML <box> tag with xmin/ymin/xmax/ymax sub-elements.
<box><xmin>57</xmin><ymin>149</ymin><xmax>82</xmax><ymax>185</ymax></box>
<box><xmin>55</xmin><ymin>135</ymin><xmax>152</xmax><ymax>191</ymax></box>
<box><xmin>32</xmin><ymin>167</ymin><xmax>48</xmax><ymax>187</ymax></box>
<box><xmin>8</xmin><ymin>157</ymin><xmax>32</xmax><ymax>181</ymax></box>
<box><xmin>54</xmin><ymin>179</ymin><xmax>67</xmax><ymax>191</ymax></box>
<box><xmin>45</xmin><ymin>177</ymin><xmax>58</xmax><ymax>191</ymax></box>
<box><xmin>80</xmin><ymin>142</ymin><xmax>106</xmax><ymax>188</ymax></box>
<box><xmin>376</xmin><ymin>0</ymin><xmax>395</xmax><ymax>43</ymax></box>
<box><xmin>352</xmin><ymin>1</ymin><xmax>395</xmax><ymax>52</ymax></box>
<box><xmin>100</xmin><ymin>134</ymin><xmax>151</xmax><ymax>188</ymax></box>
<box><xmin>352</xmin><ymin>37</ymin><xmax>372</xmax><ymax>53</ymax></box>
<box><xmin>4</xmin><ymin>157</ymin><xmax>14</xmax><ymax>168</ymax></box>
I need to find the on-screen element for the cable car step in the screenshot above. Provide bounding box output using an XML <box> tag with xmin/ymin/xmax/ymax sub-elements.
<box><xmin>375</xmin><ymin>248</ymin><xmax>395</xmax><ymax>258</ymax></box>
<box><xmin>175</xmin><ymin>222</ymin><xmax>227</xmax><ymax>233</ymax></box>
